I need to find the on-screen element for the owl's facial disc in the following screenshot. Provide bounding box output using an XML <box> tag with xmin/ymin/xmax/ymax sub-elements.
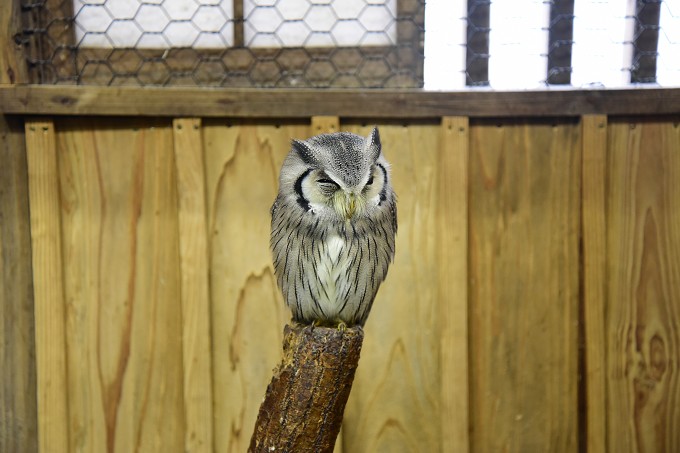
<box><xmin>300</xmin><ymin>164</ymin><xmax>385</xmax><ymax>221</ymax></box>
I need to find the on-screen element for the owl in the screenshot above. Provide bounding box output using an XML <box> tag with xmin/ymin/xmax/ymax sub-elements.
<box><xmin>270</xmin><ymin>127</ymin><xmax>397</xmax><ymax>327</ymax></box>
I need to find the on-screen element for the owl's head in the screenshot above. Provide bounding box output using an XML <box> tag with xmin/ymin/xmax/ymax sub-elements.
<box><xmin>278</xmin><ymin>127</ymin><xmax>392</xmax><ymax>224</ymax></box>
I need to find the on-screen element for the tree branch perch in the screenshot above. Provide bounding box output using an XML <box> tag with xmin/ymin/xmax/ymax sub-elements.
<box><xmin>249</xmin><ymin>324</ymin><xmax>364</xmax><ymax>453</ymax></box>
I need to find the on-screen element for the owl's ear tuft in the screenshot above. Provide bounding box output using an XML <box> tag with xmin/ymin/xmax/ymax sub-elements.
<box><xmin>292</xmin><ymin>139</ymin><xmax>317</xmax><ymax>165</ymax></box>
<box><xmin>364</xmin><ymin>127</ymin><xmax>381</xmax><ymax>161</ymax></box>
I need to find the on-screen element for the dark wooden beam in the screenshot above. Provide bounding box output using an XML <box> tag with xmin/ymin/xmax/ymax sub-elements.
<box><xmin>1</xmin><ymin>85</ymin><xmax>679</xmax><ymax>118</ymax></box>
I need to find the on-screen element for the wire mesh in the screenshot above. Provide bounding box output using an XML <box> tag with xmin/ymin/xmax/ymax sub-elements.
<box><xmin>19</xmin><ymin>0</ymin><xmax>425</xmax><ymax>87</ymax></box>
<box><xmin>18</xmin><ymin>0</ymin><xmax>680</xmax><ymax>89</ymax></box>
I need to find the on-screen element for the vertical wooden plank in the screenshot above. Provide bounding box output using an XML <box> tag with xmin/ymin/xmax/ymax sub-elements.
<box><xmin>24</xmin><ymin>119</ymin><xmax>70</xmax><ymax>453</ymax></box>
<box><xmin>0</xmin><ymin>0</ymin><xmax>28</xmax><ymax>84</ymax></box>
<box><xmin>205</xmin><ymin>121</ymin><xmax>310</xmax><ymax>453</ymax></box>
<box><xmin>0</xmin><ymin>2</ymin><xmax>34</xmax><ymax>445</ymax></box>
<box><xmin>172</xmin><ymin>117</ymin><xmax>214</xmax><ymax>453</ymax></box>
<box><xmin>57</xmin><ymin>118</ymin><xmax>185</xmax><ymax>452</ymax></box>
<box><xmin>438</xmin><ymin>117</ymin><xmax>470</xmax><ymax>453</ymax></box>
<box><xmin>469</xmin><ymin>120</ymin><xmax>580</xmax><ymax>452</ymax></box>
<box><xmin>581</xmin><ymin>114</ymin><xmax>608</xmax><ymax>453</ymax></box>
<box><xmin>232</xmin><ymin>0</ymin><xmax>244</xmax><ymax>47</ymax></box>
<box><xmin>1</xmin><ymin>115</ymin><xmax>38</xmax><ymax>453</ymax></box>
<box><xmin>311</xmin><ymin>116</ymin><xmax>340</xmax><ymax>135</ymax></box>
<box><xmin>310</xmin><ymin>115</ymin><xmax>343</xmax><ymax>453</ymax></box>
<box><xmin>342</xmin><ymin>124</ymin><xmax>442</xmax><ymax>452</ymax></box>
<box><xmin>606</xmin><ymin>119</ymin><xmax>680</xmax><ymax>452</ymax></box>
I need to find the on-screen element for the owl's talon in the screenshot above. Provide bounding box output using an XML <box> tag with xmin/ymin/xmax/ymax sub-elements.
<box><xmin>336</xmin><ymin>321</ymin><xmax>347</xmax><ymax>332</ymax></box>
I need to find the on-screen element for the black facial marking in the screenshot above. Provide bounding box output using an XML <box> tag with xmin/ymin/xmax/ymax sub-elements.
<box><xmin>294</xmin><ymin>169</ymin><xmax>312</xmax><ymax>211</ymax></box>
<box><xmin>377</xmin><ymin>163</ymin><xmax>388</xmax><ymax>204</ymax></box>
<box><xmin>317</xmin><ymin>177</ymin><xmax>340</xmax><ymax>189</ymax></box>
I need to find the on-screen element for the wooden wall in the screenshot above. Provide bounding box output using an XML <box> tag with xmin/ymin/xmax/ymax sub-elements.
<box><xmin>1</xmin><ymin>2</ymin><xmax>38</xmax><ymax>452</ymax></box>
<box><xmin>1</xmin><ymin>113</ymin><xmax>38</xmax><ymax>453</ymax></box>
<box><xmin>604</xmin><ymin>119</ymin><xmax>680</xmax><ymax>451</ymax></box>
<box><xmin>8</xmin><ymin>113</ymin><xmax>677</xmax><ymax>453</ymax></box>
<box><xmin>468</xmin><ymin>119</ymin><xmax>581</xmax><ymax>452</ymax></box>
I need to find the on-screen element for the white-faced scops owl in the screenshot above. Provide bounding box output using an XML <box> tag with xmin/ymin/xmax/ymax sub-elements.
<box><xmin>270</xmin><ymin>127</ymin><xmax>397</xmax><ymax>327</ymax></box>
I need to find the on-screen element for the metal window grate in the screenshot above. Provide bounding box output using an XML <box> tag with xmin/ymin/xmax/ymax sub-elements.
<box><xmin>20</xmin><ymin>0</ymin><xmax>425</xmax><ymax>88</ymax></box>
<box><xmin>18</xmin><ymin>0</ymin><xmax>680</xmax><ymax>89</ymax></box>
<box><xmin>427</xmin><ymin>0</ymin><xmax>679</xmax><ymax>90</ymax></box>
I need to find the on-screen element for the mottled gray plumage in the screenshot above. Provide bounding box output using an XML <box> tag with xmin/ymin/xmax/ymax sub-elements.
<box><xmin>270</xmin><ymin>128</ymin><xmax>397</xmax><ymax>326</ymax></box>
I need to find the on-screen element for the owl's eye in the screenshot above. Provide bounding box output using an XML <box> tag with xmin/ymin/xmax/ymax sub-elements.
<box><xmin>366</xmin><ymin>176</ymin><xmax>374</xmax><ymax>186</ymax></box>
<box><xmin>317</xmin><ymin>178</ymin><xmax>340</xmax><ymax>189</ymax></box>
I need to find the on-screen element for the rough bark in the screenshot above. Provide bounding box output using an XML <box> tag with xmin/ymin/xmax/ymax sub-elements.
<box><xmin>249</xmin><ymin>324</ymin><xmax>364</xmax><ymax>453</ymax></box>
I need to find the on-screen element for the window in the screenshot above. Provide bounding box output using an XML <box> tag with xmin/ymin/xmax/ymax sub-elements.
<box><xmin>21</xmin><ymin>0</ymin><xmax>679</xmax><ymax>89</ymax></box>
<box><xmin>423</xmin><ymin>0</ymin><xmax>680</xmax><ymax>90</ymax></box>
<box><xmin>23</xmin><ymin>0</ymin><xmax>423</xmax><ymax>87</ymax></box>
<box><xmin>74</xmin><ymin>0</ymin><xmax>236</xmax><ymax>48</ymax></box>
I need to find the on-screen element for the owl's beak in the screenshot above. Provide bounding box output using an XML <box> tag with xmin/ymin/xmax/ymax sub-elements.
<box><xmin>335</xmin><ymin>191</ymin><xmax>357</xmax><ymax>220</ymax></box>
<box><xmin>346</xmin><ymin>194</ymin><xmax>356</xmax><ymax>219</ymax></box>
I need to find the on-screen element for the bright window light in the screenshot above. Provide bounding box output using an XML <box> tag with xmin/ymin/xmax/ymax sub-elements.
<box><xmin>423</xmin><ymin>0</ymin><xmax>467</xmax><ymax>90</ymax></box>
<box><xmin>487</xmin><ymin>0</ymin><xmax>551</xmax><ymax>89</ymax></box>
<box><xmin>657</xmin><ymin>0</ymin><xmax>680</xmax><ymax>86</ymax></box>
<box><xmin>571</xmin><ymin>0</ymin><xmax>635</xmax><ymax>88</ymax></box>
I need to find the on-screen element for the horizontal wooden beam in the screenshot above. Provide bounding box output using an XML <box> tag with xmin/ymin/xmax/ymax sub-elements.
<box><xmin>1</xmin><ymin>85</ymin><xmax>679</xmax><ymax>118</ymax></box>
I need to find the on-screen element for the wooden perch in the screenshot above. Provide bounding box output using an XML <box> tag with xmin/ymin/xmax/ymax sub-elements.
<box><xmin>249</xmin><ymin>324</ymin><xmax>364</xmax><ymax>453</ymax></box>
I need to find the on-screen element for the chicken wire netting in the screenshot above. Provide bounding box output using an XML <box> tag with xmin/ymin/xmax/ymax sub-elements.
<box><xmin>20</xmin><ymin>0</ymin><xmax>425</xmax><ymax>88</ymax></box>
<box><xmin>17</xmin><ymin>0</ymin><xmax>680</xmax><ymax>89</ymax></box>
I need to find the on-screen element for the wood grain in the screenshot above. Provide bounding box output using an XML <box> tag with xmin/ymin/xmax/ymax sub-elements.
<box><xmin>56</xmin><ymin>118</ymin><xmax>185</xmax><ymax>452</ymax></box>
<box><xmin>0</xmin><ymin>0</ymin><xmax>28</xmax><ymax>84</ymax></box>
<box><xmin>438</xmin><ymin>117</ymin><xmax>470</xmax><ymax>453</ymax></box>
<box><xmin>249</xmin><ymin>325</ymin><xmax>364</xmax><ymax>453</ymax></box>
<box><xmin>0</xmin><ymin>2</ymin><xmax>34</xmax><ymax>433</ymax></box>
<box><xmin>0</xmin><ymin>8</ymin><xmax>33</xmax><ymax>446</ymax></box>
<box><xmin>2</xmin><ymin>85</ymin><xmax>680</xmax><ymax>118</ymax></box>
<box><xmin>1</xmin><ymin>114</ymin><xmax>37</xmax><ymax>453</ymax></box>
<box><xmin>24</xmin><ymin>119</ymin><xmax>70</xmax><ymax>453</ymax></box>
<box><xmin>173</xmin><ymin>118</ymin><xmax>214</xmax><ymax>453</ymax></box>
<box><xmin>606</xmin><ymin>119</ymin><xmax>680</xmax><ymax>452</ymax></box>
<box><xmin>342</xmin><ymin>124</ymin><xmax>442</xmax><ymax>452</ymax></box>
<box><xmin>468</xmin><ymin>120</ymin><xmax>580</xmax><ymax>452</ymax></box>
<box><xmin>14</xmin><ymin>112</ymin><xmax>680</xmax><ymax>453</ymax></box>
<box><xmin>203</xmin><ymin>121</ymin><xmax>309</xmax><ymax>453</ymax></box>
<box><xmin>581</xmin><ymin>115</ymin><xmax>608</xmax><ymax>453</ymax></box>
<box><xmin>311</xmin><ymin>116</ymin><xmax>340</xmax><ymax>135</ymax></box>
